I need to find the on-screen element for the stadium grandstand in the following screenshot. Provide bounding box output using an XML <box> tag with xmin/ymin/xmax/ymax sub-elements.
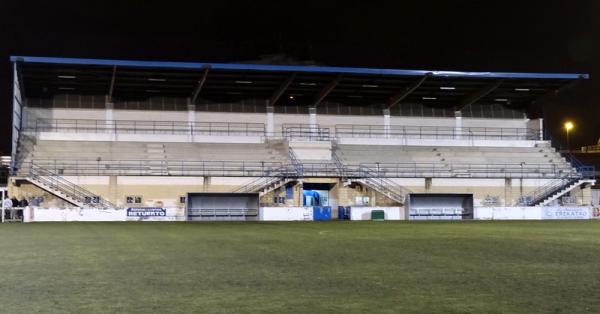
<box><xmin>5</xmin><ymin>56</ymin><xmax>596</xmax><ymax>221</ymax></box>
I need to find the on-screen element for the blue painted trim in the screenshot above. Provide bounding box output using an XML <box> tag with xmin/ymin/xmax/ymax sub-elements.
<box><xmin>10</xmin><ymin>55</ymin><xmax>589</xmax><ymax>80</ymax></box>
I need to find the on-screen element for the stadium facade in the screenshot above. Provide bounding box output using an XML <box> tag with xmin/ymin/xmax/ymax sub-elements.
<box><xmin>5</xmin><ymin>56</ymin><xmax>597</xmax><ymax>221</ymax></box>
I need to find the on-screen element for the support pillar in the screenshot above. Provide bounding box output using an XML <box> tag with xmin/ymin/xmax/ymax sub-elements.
<box><xmin>105</xmin><ymin>97</ymin><xmax>115</xmax><ymax>140</ymax></box>
<box><xmin>383</xmin><ymin>109</ymin><xmax>391</xmax><ymax>138</ymax></box>
<box><xmin>425</xmin><ymin>178</ymin><xmax>432</xmax><ymax>193</ymax></box>
<box><xmin>266</xmin><ymin>105</ymin><xmax>274</xmax><ymax>137</ymax></box>
<box><xmin>454</xmin><ymin>111</ymin><xmax>462</xmax><ymax>139</ymax></box>
<box><xmin>309</xmin><ymin>107</ymin><xmax>318</xmax><ymax>138</ymax></box>
<box><xmin>109</xmin><ymin>175</ymin><xmax>118</xmax><ymax>207</ymax></box>
<box><xmin>187</xmin><ymin>100</ymin><xmax>196</xmax><ymax>141</ymax></box>
<box><xmin>504</xmin><ymin>178</ymin><xmax>512</xmax><ymax>206</ymax></box>
<box><xmin>203</xmin><ymin>176</ymin><xmax>210</xmax><ymax>192</ymax></box>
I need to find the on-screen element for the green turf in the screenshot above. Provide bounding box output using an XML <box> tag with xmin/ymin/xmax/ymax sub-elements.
<box><xmin>1</xmin><ymin>221</ymin><xmax>600</xmax><ymax>313</ymax></box>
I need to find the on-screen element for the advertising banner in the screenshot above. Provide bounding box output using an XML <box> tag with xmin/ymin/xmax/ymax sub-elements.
<box><xmin>126</xmin><ymin>207</ymin><xmax>167</xmax><ymax>218</ymax></box>
<box><xmin>541</xmin><ymin>207</ymin><xmax>591</xmax><ymax>220</ymax></box>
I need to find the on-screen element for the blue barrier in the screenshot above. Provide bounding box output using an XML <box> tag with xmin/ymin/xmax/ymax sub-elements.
<box><xmin>313</xmin><ymin>206</ymin><xmax>332</xmax><ymax>221</ymax></box>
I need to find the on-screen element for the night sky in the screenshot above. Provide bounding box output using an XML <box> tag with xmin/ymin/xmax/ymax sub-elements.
<box><xmin>1</xmin><ymin>1</ymin><xmax>599</xmax><ymax>155</ymax></box>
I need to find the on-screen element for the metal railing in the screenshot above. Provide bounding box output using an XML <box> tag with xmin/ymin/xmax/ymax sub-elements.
<box><xmin>29</xmin><ymin>118</ymin><xmax>545</xmax><ymax>142</ymax></box>
<box><xmin>28</xmin><ymin>163</ymin><xmax>116</xmax><ymax>208</ymax></box>
<box><xmin>357</xmin><ymin>165</ymin><xmax>411</xmax><ymax>203</ymax></box>
<box><xmin>32</xmin><ymin>119</ymin><xmax>266</xmax><ymax>136</ymax></box>
<box><xmin>355</xmin><ymin>162</ymin><xmax>577</xmax><ymax>179</ymax></box>
<box><xmin>288</xmin><ymin>147</ymin><xmax>304</xmax><ymax>177</ymax></box>
<box><xmin>17</xmin><ymin>159</ymin><xmax>580</xmax><ymax>179</ymax></box>
<box><xmin>282</xmin><ymin>124</ymin><xmax>331</xmax><ymax>141</ymax></box>
<box><xmin>518</xmin><ymin>148</ymin><xmax>595</xmax><ymax>206</ymax></box>
<box><xmin>20</xmin><ymin>160</ymin><xmax>287</xmax><ymax>178</ymax></box>
<box><xmin>335</xmin><ymin>124</ymin><xmax>540</xmax><ymax>140</ymax></box>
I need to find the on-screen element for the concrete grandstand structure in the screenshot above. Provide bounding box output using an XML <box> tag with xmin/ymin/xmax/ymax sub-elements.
<box><xmin>6</xmin><ymin>56</ymin><xmax>596</xmax><ymax>221</ymax></box>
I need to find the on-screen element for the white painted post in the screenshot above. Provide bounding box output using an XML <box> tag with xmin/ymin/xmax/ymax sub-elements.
<box><xmin>454</xmin><ymin>111</ymin><xmax>462</xmax><ymax>140</ymax></box>
<box><xmin>309</xmin><ymin>107</ymin><xmax>318</xmax><ymax>139</ymax></box>
<box><xmin>105</xmin><ymin>96</ymin><xmax>115</xmax><ymax>140</ymax></box>
<box><xmin>383</xmin><ymin>109</ymin><xmax>391</xmax><ymax>138</ymax></box>
<box><xmin>266</xmin><ymin>105</ymin><xmax>274</xmax><ymax>138</ymax></box>
<box><xmin>187</xmin><ymin>101</ymin><xmax>196</xmax><ymax>142</ymax></box>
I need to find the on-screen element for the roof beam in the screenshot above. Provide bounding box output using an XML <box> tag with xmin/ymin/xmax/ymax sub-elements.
<box><xmin>386</xmin><ymin>73</ymin><xmax>431</xmax><ymax>109</ymax></box>
<box><xmin>312</xmin><ymin>75</ymin><xmax>342</xmax><ymax>107</ymax></box>
<box><xmin>269</xmin><ymin>73</ymin><xmax>296</xmax><ymax>106</ymax></box>
<box><xmin>455</xmin><ymin>79</ymin><xmax>504</xmax><ymax>111</ymax></box>
<box><xmin>190</xmin><ymin>66</ymin><xmax>210</xmax><ymax>104</ymax></box>
<box><xmin>108</xmin><ymin>65</ymin><xmax>117</xmax><ymax>102</ymax></box>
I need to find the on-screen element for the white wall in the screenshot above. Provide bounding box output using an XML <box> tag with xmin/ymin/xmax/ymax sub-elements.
<box><xmin>27</xmin><ymin>207</ymin><xmax>186</xmax><ymax>222</ymax></box>
<box><xmin>260</xmin><ymin>207</ymin><xmax>313</xmax><ymax>221</ymax></box>
<box><xmin>474</xmin><ymin>206</ymin><xmax>592</xmax><ymax>220</ymax></box>
<box><xmin>350</xmin><ymin>207</ymin><xmax>403</xmax><ymax>220</ymax></box>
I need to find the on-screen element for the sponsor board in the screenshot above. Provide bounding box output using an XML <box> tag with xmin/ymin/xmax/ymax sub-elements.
<box><xmin>126</xmin><ymin>207</ymin><xmax>166</xmax><ymax>217</ymax></box>
<box><xmin>593</xmin><ymin>208</ymin><xmax>600</xmax><ymax>219</ymax></box>
<box><xmin>541</xmin><ymin>207</ymin><xmax>591</xmax><ymax>220</ymax></box>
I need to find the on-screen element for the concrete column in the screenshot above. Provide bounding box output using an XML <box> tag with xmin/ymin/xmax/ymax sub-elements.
<box><xmin>454</xmin><ymin>111</ymin><xmax>462</xmax><ymax>139</ymax></box>
<box><xmin>504</xmin><ymin>178</ymin><xmax>512</xmax><ymax>206</ymax></box>
<box><xmin>105</xmin><ymin>99</ymin><xmax>115</xmax><ymax>140</ymax></box>
<box><xmin>109</xmin><ymin>175</ymin><xmax>118</xmax><ymax>207</ymax></box>
<box><xmin>187</xmin><ymin>99</ymin><xmax>196</xmax><ymax>142</ymax></box>
<box><xmin>519</xmin><ymin>178</ymin><xmax>524</xmax><ymax>198</ymax></box>
<box><xmin>581</xmin><ymin>185</ymin><xmax>592</xmax><ymax>206</ymax></box>
<box><xmin>383</xmin><ymin>109</ymin><xmax>391</xmax><ymax>138</ymax></box>
<box><xmin>266</xmin><ymin>105</ymin><xmax>274</xmax><ymax>137</ymax></box>
<box><xmin>309</xmin><ymin>107</ymin><xmax>318</xmax><ymax>138</ymax></box>
<box><xmin>203</xmin><ymin>176</ymin><xmax>210</xmax><ymax>192</ymax></box>
<box><xmin>295</xmin><ymin>180</ymin><xmax>304</xmax><ymax>207</ymax></box>
<box><xmin>425</xmin><ymin>178</ymin><xmax>432</xmax><ymax>193</ymax></box>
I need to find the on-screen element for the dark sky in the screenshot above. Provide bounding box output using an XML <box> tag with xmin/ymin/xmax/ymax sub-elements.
<box><xmin>1</xmin><ymin>0</ymin><xmax>599</xmax><ymax>155</ymax></box>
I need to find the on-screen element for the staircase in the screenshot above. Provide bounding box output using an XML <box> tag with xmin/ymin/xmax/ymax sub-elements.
<box><xmin>522</xmin><ymin>176</ymin><xmax>595</xmax><ymax>206</ymax></box>
<box><xmin>520</xmin><ymin>151</ymin><xmax>596</xmax><ymax>206</ymax></box>
<box><xmin>145</xmin><ymin>143</ymin><xmax>167</xmax><ymax>175</ymax></box>
<box><xmin>232</xmin><ymin>176</ymin><xmax>293</xmax><ymax>196</ymax></box>
<box><xmin>352</xmin><ymin>165</ymin><xmax>411</xmax><ymax>205</ymax></box>
<box><xmin>25</xmin><ymin>163</ymin><xmax>116</xmax><ymax>208</ymax></box>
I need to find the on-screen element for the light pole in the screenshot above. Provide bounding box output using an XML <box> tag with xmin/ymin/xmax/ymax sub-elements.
<box><xmin>564</xmin><ymin>121</ymin><xmax>574</xmax><ymax>152</ymax></box>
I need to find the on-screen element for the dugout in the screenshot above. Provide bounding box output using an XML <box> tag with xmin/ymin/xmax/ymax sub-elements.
<box><xmin>406</xmin><ymin>193</ymin><xmax>474</xmax><ymax>220</ymax></box>
<box><xmin>187</xmin><ymin>192</ymin><xmax>259</xmax><ymax>221</ymax></box>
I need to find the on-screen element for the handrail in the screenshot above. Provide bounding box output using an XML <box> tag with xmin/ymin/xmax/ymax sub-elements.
<box><xmin>29</xmin><ymin>163</ymin><xmax>116</xmax><ymax>208</ymax></box>
<box><xmin>335</xmin><ymin>124</ymin><xmax>540</xmax><ymax>140</ymax></box>
<box><xmin>32</xmin><ymin>119</ymin><xmax>266</xmax><ymax>136</ymax></box>
<box><xmin>332</xmin><ymin>151</ymin><xmax>346</xmax><ymax>179</ymax></box>
<box><xmin>17</xmin><ymin>159</ymin><xmax>580</xmax><ymax>179</ymax></box>
<box><xmin>288</xmin><ymin>147</ymin><xmax>304</xmax><ymax>177</ymax></box>
<box><xmin>28</xmin><ymin>118</ymin><xmax>547</xmax><ymax>142</ymax></box>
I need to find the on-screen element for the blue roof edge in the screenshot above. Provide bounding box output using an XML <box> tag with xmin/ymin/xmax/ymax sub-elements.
<box><xmin>10</xmin><ymin>55</ymin><xmax>590</xmax><ymax>80</ymax></box>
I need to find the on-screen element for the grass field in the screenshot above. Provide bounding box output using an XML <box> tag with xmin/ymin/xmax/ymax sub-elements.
<box><xmin>1</xmin><ymin>221</ymin><xmax>600</xmax><ymax>313</ymax></box>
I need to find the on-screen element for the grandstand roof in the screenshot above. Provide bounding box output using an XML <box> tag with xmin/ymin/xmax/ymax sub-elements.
<box><xmin>11</xmin><ymin>56</ymin><xmax>589</xmax><ymax>109</ymax></box>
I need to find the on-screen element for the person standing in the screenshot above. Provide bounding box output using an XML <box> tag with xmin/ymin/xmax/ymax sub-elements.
<box><xmin>3</xmin><ymin>195</ymin><xmax>13</xmax><ymax>221</ymax></box>
<box><xmin>2</xmin><ymin>196</ymin><xmax>12</xmax><ymax>209</ymax></box>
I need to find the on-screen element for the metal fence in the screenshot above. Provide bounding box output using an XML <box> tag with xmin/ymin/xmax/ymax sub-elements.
<box><xmin>18</xmin><ymin>159</ymin><xmax>577</xmax><ymax>179</ymax></box>
<box><xmin>29</xmin><ymin>119</ymin><xmax>540</xmax><ymax>142</ymax></box>
<box><xmin>335</xmin><ymin>124</ymin><xmax>540</xmax><ymax>140</ymax></box>
<box><xmin>32</xmin><ymin>119</ymin><xmax>266</xmax><ymax>136</ymax></box>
